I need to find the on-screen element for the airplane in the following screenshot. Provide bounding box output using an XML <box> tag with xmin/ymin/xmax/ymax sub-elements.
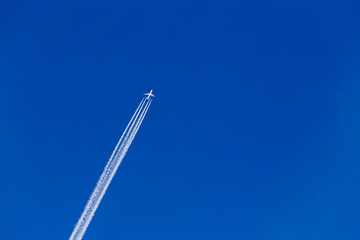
<box><xmin>144</xmin><ymin>90</ymin><xmax>155</xmax><ymax>100</ymax></box>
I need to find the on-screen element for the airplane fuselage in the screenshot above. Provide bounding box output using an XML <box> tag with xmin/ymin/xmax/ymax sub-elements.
<box><xmin>144</xmin><ymin>90</ymin><xmax>155</xmax><ymax>99</ymax></box>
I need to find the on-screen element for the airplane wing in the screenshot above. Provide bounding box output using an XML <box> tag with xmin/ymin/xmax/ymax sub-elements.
<box><xmin>144</xmin><ymin>90</ymin><xmax>155</xmax><ymax>98</ymax></box>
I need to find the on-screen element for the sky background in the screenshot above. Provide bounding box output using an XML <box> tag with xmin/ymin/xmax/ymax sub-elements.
<box><xmin>1</xmin><ymin>1</ymin><xmax>360</xmax><ymax>239</ymax></box>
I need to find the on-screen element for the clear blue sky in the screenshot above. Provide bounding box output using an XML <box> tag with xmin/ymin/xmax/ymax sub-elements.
<box><xmin>1</xmin><ymin>1</ymin><xmax>360</xmax><ymax>239</ymax></box>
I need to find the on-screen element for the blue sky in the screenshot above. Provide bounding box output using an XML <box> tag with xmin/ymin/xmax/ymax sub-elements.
<box><xmin>1</xmin><ymin>1</ymin><xmax>360</xmax><ymax>239</ymax></box>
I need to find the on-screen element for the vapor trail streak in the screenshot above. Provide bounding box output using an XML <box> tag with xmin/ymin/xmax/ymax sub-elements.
<box><xmin>115</xmin><ymin>100</ymin><xmax>152</xmax><ymax>169</ymax></box>
<box><xmin>92</xmin><ymin>99</ymin><xmax>146</xmax><ymax>200</ymax></box>
<box><xmin>130</xmin><ymin>99</ymin><xmax>152</xmax><ymax>143</ymax></box>
<box><xmin>69</xmin><ymin>97</ymin><xmax>152</xmax><ymax>240</ymax></box>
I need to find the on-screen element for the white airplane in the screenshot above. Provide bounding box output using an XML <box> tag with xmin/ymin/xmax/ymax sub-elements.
<box><xmin>144</xmin><ymin>90</ymin><xmax>155</xmax><ymax>100</ymax></box>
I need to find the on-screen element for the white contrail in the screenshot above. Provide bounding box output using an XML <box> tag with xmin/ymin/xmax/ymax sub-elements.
<box><xmin>69</xmin><ymin>97</ymin><xmax>152</xmax><ymax>240</ymax></box>
<box><xmin>130</xmin><ymin>99</ymin><xmax>152</xmax><ymax>143</ymax></box>
<box><xmin>115</xmin><ymin>99</ymin><xmax>152</xmax><ymax>167</ymax></box>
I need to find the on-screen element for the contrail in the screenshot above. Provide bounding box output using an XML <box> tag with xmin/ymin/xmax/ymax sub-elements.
<box><xmin>69</xmin><ymin>96</ymin><xmax>153</xmax><ymax>240</ymax></box>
